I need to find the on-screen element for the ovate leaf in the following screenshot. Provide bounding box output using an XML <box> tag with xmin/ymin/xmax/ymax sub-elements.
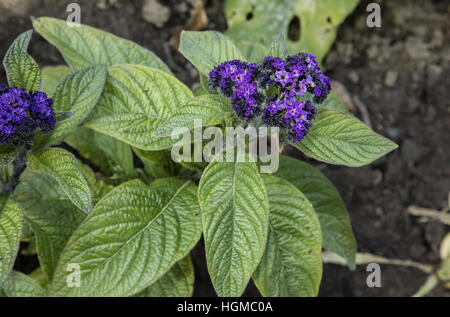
<box><xmin>49</xmin><ymin>178</ymin><xmax>202</xmax><ymax>297</ymax></box>
<box><xmin>155</xmin><ymin>95</ymin><xmax>233</xmax><ymax>137</ymax></box>
<box><xmin>33</xmin><ymin>17</ymin><xmax>170</xmax><ymax>73</ymax></box>
<box><xmin>37</xmin><ymin>65</ymin><xmax>107</xmax><ymax>147</ymax></box>
<box><xmin>135</xmin><ymin>256</ymin><xmax>194</xmax><ymax>297</ymax></box>
<box><xmin>27</xmin><ymin>148</ymin><xmax>92</xmax><ymax>213</ymax></box>
<box><xmin>3</xmin><ymin>30</ymin><xmax>41</xmax><ymax>91</ymax></box>
<box><xmin>292</xmin><ymin>110</ymin><xmax>398</xmax><ymax>167</ymax></box>
<box><xmin>198</xmin><ymin>159</ymin><xmax>269</xmax><ymax>297</ymax></box>
<box><xmin>253</xmin><ymin>175</ymin><xmax>322</xmax><ymax>297</ymax></box>
<box><xmin>85</xmin><ymin>65</ymin><xmax>193</xmax><ymax>151</ymax></box>
<box><xmin>0</xmin><ymin>271</ymin><xmax>46</xmax><ymax>297</ymax></box>
<box><xmin>40</xmin><ymin>65</ymin><xmax>71</xmax><ymax>96</ymax></box>
<box><xmin>0</xmin><ymin>200</ymin><xmax>23</xmax><ymax>284</ymax></box>
<box><xmin>275</xmin><ymin>156</ymin><xmax>356</xmax><ymax>269</ymax></box>
<box><xmin>179</xmin><ymin>31</ymin><xmax>244</xmax><ymax>75</ymax></box>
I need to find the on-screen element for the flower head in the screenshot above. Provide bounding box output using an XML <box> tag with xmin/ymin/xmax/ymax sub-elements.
<box><xmin>208</xmin><ymin>52</ymin><xmax>330</xmax><ymax>142</ymax></box>
<box><xmin>0</xmin><ymin>84</ymin><xmax>55</xmax><ymax>145</ymax></box>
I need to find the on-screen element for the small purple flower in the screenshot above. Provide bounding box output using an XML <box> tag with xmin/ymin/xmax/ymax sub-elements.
<box><xmin>0</xmin><ymin>85</ymin><xmax>55</xmax><ymax>145</ymax></box>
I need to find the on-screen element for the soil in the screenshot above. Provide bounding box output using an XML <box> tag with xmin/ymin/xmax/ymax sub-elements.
<box><xmin>1</xmin><ymin>0</ymin><xmax>449</xmax><ymax>297</ymax></box>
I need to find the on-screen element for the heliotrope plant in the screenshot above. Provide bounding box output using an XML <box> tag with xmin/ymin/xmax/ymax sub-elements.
<box><xmin>0</xmin><ymin>17</ymin><xmax>397</xmax><ymax>298</ymax></box>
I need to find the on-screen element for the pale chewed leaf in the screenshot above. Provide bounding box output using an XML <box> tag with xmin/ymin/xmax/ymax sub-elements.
<box><xmin>0</xmin><ymin>271</ymin><xmax>46</xmax><ymax>297</ymax></box>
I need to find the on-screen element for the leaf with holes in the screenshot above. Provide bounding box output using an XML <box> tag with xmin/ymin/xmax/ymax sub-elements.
<box><xmin>135</xmin><ymin>256</ymin><xmax>194</xmax><ymax>297</ymax></box>
<box><xmin>49</xmin><ymin>178</ymin><xmax>202</xmax><ymax>297</ymax></box>
<box><xmin>275</xmin><ymin>155</ymin><xmax>356</xmax><ymax>269</ymax></box>
<box><xmin>292</xmin><ymin>110</ymin><xmax>398</xmax><ymax>167</ymax></box>
<box><xmin>27</xmin><ymin>148</ymin><xmax>92</xmax><ymax>213</ymax></box>
<box><xmin>3</xmin><ymin>30</ymin><xmax>41</xmax><ymax>91</ymax></box>
<box><xmin>0</xmin><ymin>200</ymin><xmax>23</xmax><ymax>285</ymax></box>
<box><xmin>33</xmin><ymin>17</ymin><xmax>170</xmax><ymax>73</ymax></box>
<box><xmin>225</xmin><ymin>0</ymin><xmax>359</xmax><ymax>63</ymax></box>
<box><xmin>199</xmin><ymin>159</ymin><xmax>269</xmax><ymax>297</ymax></box>
<box><xmin>36</xmin><ymin>65</ymin><xmax>107</xmax><ymax>148</ymax></box>
<box><xmin>85</xmin><ymin>65</ymin><xmax>193</xmax><ymax>151</ymax></box>
<box><xmin>179</xmin><ymin>31</ymin><xmax>244</xmax><ymax>75</ymax></box>
<box><xmin>253</xmin><ymin>175</ymin><xmax>322</xmax><ymax>297</ymax></box>
<box><xmin>0</xmin><ymin>271</ymin><xmax>46</xmax><ymax>297</ymax></box>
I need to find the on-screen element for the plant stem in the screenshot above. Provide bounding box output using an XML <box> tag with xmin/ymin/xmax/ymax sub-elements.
<box><xmin>1</xmin><ymin>146</ymin><xmax>28</xmax><ymax>195</ymax></box>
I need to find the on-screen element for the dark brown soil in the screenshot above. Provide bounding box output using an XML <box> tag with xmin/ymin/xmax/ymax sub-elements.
<box><xmin>1</xmin><ymin>0</ymin><xmax>449</xmax><ymax>297</ymax></box>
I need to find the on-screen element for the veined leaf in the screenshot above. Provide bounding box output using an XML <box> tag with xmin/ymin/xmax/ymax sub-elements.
<box><xmin>292</xmin><ymin>110</ymin><xmax>398</xmax><ymax>167</ymax></box>
<box><xmin>27</xmin><ymin>148</ymin><xmax>92</xmax><ymax>213</ymax></box>
<box><xmin>179</xmin><ymin>31</ymin><xmax>244</xmax><ymax>75</ymax></box>
<box><xmin>49</xmin><ymin>178</ymin><xmax>202</xmax><ymax>297</ymax></box>
<box><xmin>41</xmin><ymin>65</ymin><xmax>71</xmax><ymax>96</ymax></box>
<box><xmin>198</xmin><ymin>159</ymin><xmax>269</xmax><ymax>297</ymax></box>
<box><xmin>37</xmin><ymin>65</ymin><xmax>107</xmax><ymax>148</ymax></box>
<box><xmin>135</xmin><ymin>256</ymin><xmax>194</xmax><ymax>297</ymax></box>
<box><xmin>319</xmin><ymin>90</ymin><xmax>350</xmax><ymax>114</ymax></box>
<box><xmin>85</xmin><ymin>64</ymin><xmax>193</xmax><ymax>151</ymax></box>
<box><xmin>33</xmin><ymin>17</ymin><xmax>170</xmax><ymax>73</ymax></box>
<box><xmin>238</xmin><ymin>41</ymin><xmax>267</xmax><ymax>63</ymax></box>
<box><xmin>253</xmin><ymin>175</ymin><xmax>322</xmax><ymax>297</ymax></box>
<box><xmin>3</xmin><ymin>30</ymin><xmax>41</xmax><ymax>91</ymax></box>
<box><xmin>155</xmin><ymin>95</ymin><xmax>233</xmax><ymax>137</ymax></box>
<box><xmin>0</xmin><ymin>200</ymin><xmax>23</xmax><ymax>285</ymax></box>
<box><xmin>15</xmin><ymin>171</ymin><xmax>86</xmax><ymax>280</ymax></box>
<box><xmin>275</xmin><ymin>156</ymin><xmax>356</xmax><ymax>268</ymax></box>
<box><xmin>0</xmin><ymin>271</ymin><xmax>46</xmax><ymax>297</ymax></box>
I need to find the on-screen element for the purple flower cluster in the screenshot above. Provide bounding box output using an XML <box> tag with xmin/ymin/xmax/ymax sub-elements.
<box><xmin>0</xmin><ymin>84</ymin><xmax>55</xmax><ymax>145</ymax></box>
<box><xmin>209</xmin><ymin>60</ymin><xmax>265</xmax><ymax>120</ymax></box>
<box><xmin>208</xmin><ymin>53</ymin><xmax>331</xmax><ymax>142</ymax></box>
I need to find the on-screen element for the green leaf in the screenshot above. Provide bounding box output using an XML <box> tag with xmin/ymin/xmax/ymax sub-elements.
<box><xmin>198</xmin><ymin>159</ymin><xmax>269</xmax><ymax>297</ymax></box>
<box><xmin>49</xmin><ymin>178</ymin><xmax>202</xmax><ymax>297</ymax></box>
<box><xmin>155</xmin><ymin>95</ymin><xmax>233</xmax><ymax>137</ymax></box>
<box><xmin>37</xmin><ymin>65</ymin><xmax>107</xmax><ymax>148</ymax></box>
<box><xmin>179</xmin><ymin>31</ymin><xmax>244</xmax><ymax>75</ymax></box>
<box><xmin>238</xmin><ymin>41</ymin><xmax>267</xmax><ymax>63</ymax></box>
<box><xmin>275</xmin><ymin>156</ymin><xmax>356</xmax><ymax>269</ymax></box>
<box><xmin>267</xmin><ymin>34</ymin><xmax>289</xmax><ymax>58</ymax></box>
<box><xmin>27</xmin><ymin>148</ymin><xmax>92</xmax><ymax>213</ymax></box>
<box><xmin>80</xmin><ymin>164</ymin><xmax>114</xmax><ymax>202</ymax></box>
<box><xmin>40</xmin><ymin>65</ymin><xmax>71</xmax><ymax>96</ymax></box>
<box><xmin>3</xmin><ymin>30</ymin><xmax>41</xmax><ymax>91</ymax></box>
<box><xmin>33</xmin><ymin>17</ymin><xmax>171</xmax><ymax>73</ymax></box>
<box><xmin>135</xmin><ymin>256</ymin><xmax>194</xmax><ymax>297</ymax></box>
<box><xmin>253</xmin><ymin>175</ymin><xmax>322</xmax><ymax>297</ymax></box>
<box><xmin>85</xmin><ymin>64</ymin><xmax>193</xmax><ymax>151</ymax></box>
<box><xmin>225</xmin><ymin>0</ymin><xmax>359</xmax><ymax>63</ymax></box>
<box><xmin>15</xmin><ymin>171</ymin><xmax>85</xmax><ymax>281</ymax></box>
<box><xmin>0</xmin><ymin>145</ymin><xmax>17</xmax><ymax>166</ymax></box>
<box><xmin>292</xmin><ymin>110</ymin><xmax>398</xmax><ymax>167</ymax></box>
<box><xmin>0</xmin><ymin>200</ymin><xmax>23</xmax><ymax>285</ymax></box>
<box><xmin>65</xmin><ymin>128</ymin><xmax>135</xmax><ymax>178</ymax></box>
<box><xmin>133</xmin><ymin>148</ymin><xmax>177</xmax><ymax>179</ymax></box>
<box><xmin>0</xmin><ymin>271</ymin><xmax>46</xmax><ymax>297</ymax></box>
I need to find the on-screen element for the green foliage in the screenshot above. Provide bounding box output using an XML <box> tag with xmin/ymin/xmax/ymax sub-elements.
<box><xmin>253</xmin><ymin>175</ymin><xmax>322</xmax><ymax>297</ymax></box>
<box><xmin>85</xmin><ymin>65</ymin><xmax>193</xmax><ymax>151</ymax></box>
<box><xmin>198</xmin><ymin>159</ymin><xmax>269</xmax><ymax>297</ymax></box>
<box><xmin>293</xmin><ymin>109</ymin><xmax>398</xmax><ymax>167</ymax></box>
<box><xmin>33</xmin><ymin>17</ymin><xmax>170</xmax><ymax>73</ymax></box>
<box><xmin>0</xmin><ymin>271</ymin><xmax>46</xmax><ymax>297</ymax></box>
<box><xmin>27</xmin><ymin>148</ymin><xmax>92</xmax><ymax>213</ymax></box>
<box><xmin>0</xmin><ymin>200</ymin><xmax>23</xmax><ymax>285</ymax></box>
<box><xmin>40</xmin><ymin>65</ymin><xmax>71</xmax><ymax>96</ymax></box>
<box><xmin>3</xmin><ymin>30</ymin><xmax>41</xmax><ymax>91</ymax></box>
<box><xmin>225</xmin><ymin>0</ymin><xmax>360</xmax><ymax>63</ymax></box>
<box><xmin>275</xmin><ymin>156</ymin><xmax>356</xmax><ymax>268</ymax></box>
<box><xmin>49</xmin><ymin>179</ymin><xmax>202</xmax><ymax>297</ymax></box>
